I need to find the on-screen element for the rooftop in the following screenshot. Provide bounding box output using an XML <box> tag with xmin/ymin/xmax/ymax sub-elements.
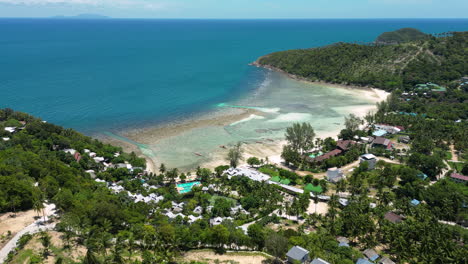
<box><xmin>384</xmin><ymin>212</ymin><xmax>403</xmax><ymax>223</ymax></box>
<box><xmin>450</xmin><ymin>173</ymin><xmax>468</xmax><ymax>182</ymax></box>
<box><xmin>372</xmin><ymin>129</ymin><xmax>387</xmax><ymax>137</ymax></box>
<box><xmin>311</xmin><ymin>258</ymin><xmax>330</xmax><ymax>264</ymax></box>
<box><xmin>286</xmin><ymin>246</ymin><xmax>309</xmax><ymax>261</ymax></box>
<box><xmin>363</xmin><ymin>249</ymin><xmax>379</xmax><ymax>261</ymax></box>
<box><xmin>360</xmin><ymin>154</ymin><xmax>377</xmax><ymax>160</ymax></box>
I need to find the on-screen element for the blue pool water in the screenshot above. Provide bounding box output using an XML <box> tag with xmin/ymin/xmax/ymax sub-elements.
<box><xmin>177</xmin><ymin>181</ymin><xmax>201</xmax><ymax>194</ymax></box>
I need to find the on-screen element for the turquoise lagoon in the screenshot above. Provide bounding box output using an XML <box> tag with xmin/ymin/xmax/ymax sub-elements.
<box><xmin>1</xmin><ymin>19</ymin><xmax>467</xmax><ymax>169</ymax></box>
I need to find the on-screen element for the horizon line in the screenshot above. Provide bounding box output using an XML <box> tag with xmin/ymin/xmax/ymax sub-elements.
<box><xmin>1</xmin><ymin>17</ymin><xmax>468</xmax><ymax>20</ymax></box>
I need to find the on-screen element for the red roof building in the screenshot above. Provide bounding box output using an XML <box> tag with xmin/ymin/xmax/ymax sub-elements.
<box><xmin>308</xmin><ymin>149</ymin><xmax>343</xmax><ymax>163</ymax></box>
<box><xmin>74</xmin><ymin>152</ymin><xmax>82</xmax><ymax>163</ymax></box>
<box><xmin>336</xmin><ymin>140</ymin><xmax>356</xmax><ymax>151</ymax></box>
<box><xmin>450</xmin><ymin>173</ymin><xmax>468</xmax><ymax>183</ymax></box>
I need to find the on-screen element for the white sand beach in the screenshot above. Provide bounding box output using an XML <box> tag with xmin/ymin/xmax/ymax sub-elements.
<box><xmin>104</xmin><ymin>71</ymin><xmax>389</xmax><ymax>171</ymax></box>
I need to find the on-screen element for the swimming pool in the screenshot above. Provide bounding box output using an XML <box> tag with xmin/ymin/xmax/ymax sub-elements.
<box><xmin>177</xmin><ymin>181</ymin><xmax>201</xmax><ymax>194</ymax></box>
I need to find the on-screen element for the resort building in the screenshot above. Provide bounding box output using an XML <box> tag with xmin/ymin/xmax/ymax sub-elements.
<box><xmin>187</xmin><ymin>215</ymin><xmax>202</xmax><ymax>224</ymax></box>
<box><xmin>311</xmin><ymin>258</ymin><xmax>330</xmax><ymax>264</ymax></box>
<box><xmin>4</xmin><ymin>127</ymin><xmax>16</xmax><ymax>133</ymax></box>
<box><xmin>384</xmin><ymin>212</ymin><xmax>403</xmax><ymax>224</ymax></box>
<box><xmin>356</xmin><ymin>258</ymin><xmax>373</xmax><ymax>264</ymax></box>
<box><xmin>209</xmin><ymin>217</ymin><xmax>233</xmax><ymax>226</ymax></box>
<box><xmin>372</xmin><ymin>137</ymin><xmax>393</xmax><ymax>150</ymax></box>
<box><xmin>450</xmin><ymin>173</ymin><xmax>468</xmax><ymax>184</ymax></box>
<box><xmin>374</xmin><ymin>124</ymin><xmax>403</xmax><ymax>134</ymax></box>
<box><xmin>307</xmin><ymin>149</ymin><xmax>342</xmax><ymax>163</ymax></box>
<box><xmin>193</xmin><ymin>206</ymin><xmax>203</xmax><ymax>214</ymax></box>
<box><xmin>363</xmin><ymin>249</ymin><xmax>379</xmax><ymax>262</ymax></box>
<box><xmin>398</xmin><ymin>135</ymin><xmax>410</xmax><ymax>143</ymax></box>
<box><xmin>336</xmin><ymin>140</ymin><xmax>356</xmax><ymax>151</ymax></box>
<box><xmin>286</xmin><ymin>246</ymin><xmax>310</xmax><ymax>264</ymax></box>
<box><xmin>410</xmin><ymin>199</ymin><xmax>421</xmax><ymax>206</ymax></box>
<box><xmin>224</xmin><ymin>166</ymin><xmax>270</xmax><ymax>182</ymax></box>
<box><xmin>327</xmin><ymin>167</ymin><xmax>345</xmax><ymax>183</ymax></box>
<box><xmin>379</xmin><ymin>257</ymin><xmax>396</xmax><ymax>264</ymax></box>
<box><xmin>360</xmin><ymin>154</ymin><xmax>378</xmax><ymax>170</ymax></box>
<box><xmin>372</xmin><ymin>129</ymin><xmax>387</xmax><ymax>137</ymax></box>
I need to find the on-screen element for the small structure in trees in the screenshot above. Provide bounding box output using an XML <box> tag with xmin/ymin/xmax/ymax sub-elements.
<box><xmin>286</xmin><ymin>245</ymin><xmax>310</xmax><ymax>264</ymax></box>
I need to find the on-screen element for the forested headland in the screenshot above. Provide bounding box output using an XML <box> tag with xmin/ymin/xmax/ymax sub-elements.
<box><xmin>255</xmin><ymin>30</ymin><xmax>467</xmax><ymax>91</ymax></box>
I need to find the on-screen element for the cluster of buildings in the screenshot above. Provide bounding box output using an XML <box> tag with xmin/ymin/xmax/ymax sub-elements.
<box><xmin>101</xmin><ymin>180</ymin><xmax>165</xmax><ymax>204</ymax></box>
<box><xmin>224</xmin><ymin>166</ymin><xmax>270</xmax><ymax>181</ymax></box>
<box><xmin>286</xmin><ymin>243</ymin><xmax>395</xmax><ymax>264</ymax></box>
<box><xmin>306</xmin><ymin>140</ymin><xmax>356</xmax><ymax>164</ymax></box>
<box><xmin>3</xmin><ymin>124</ymin><xmax>26</xmax><ymax>141</ymax></box>
<box><xmin>62</xmin><ymin>148</ymin><xmax>145</xmax><ymax>174</ymax></box>
<box><xmin>372</xmin><ymin>124</ymin><xmax>404</xmax><ymax>138</ymax></box>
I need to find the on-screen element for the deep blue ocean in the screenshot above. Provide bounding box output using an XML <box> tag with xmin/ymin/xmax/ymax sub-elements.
<box><xmin>1</xmin><ymin>19</ymin><xmax>467</xmax><ymax>134</ymax></box>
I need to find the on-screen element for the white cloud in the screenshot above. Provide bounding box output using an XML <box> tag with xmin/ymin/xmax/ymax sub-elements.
<box><xmin>0</xmin><ymin>0</ymin><xmax>167</xmax><ymax>10</ymax></box>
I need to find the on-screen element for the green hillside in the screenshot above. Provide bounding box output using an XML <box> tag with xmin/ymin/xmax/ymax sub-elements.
<box><xmin>376</xmin><ymin>27</ymin><xmax>429</xmax><ymax>44</ymax></box>
<box><xmin>256</xmin><ymin>30</ymin><xmax>468</xmax><ymax>91</ymax></box>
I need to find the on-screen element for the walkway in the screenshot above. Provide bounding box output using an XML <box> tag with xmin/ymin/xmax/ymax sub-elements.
<box><xmin>0</xmin><ymin>204</ymin><xmax>57</xmax><ymax>264</ymax></box>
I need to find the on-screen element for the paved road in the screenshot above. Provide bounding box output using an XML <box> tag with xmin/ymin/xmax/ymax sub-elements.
<box><xmin>0</xmin><ymin>204</ymin><xmax>57</xmax><ymax>264</ymax></box>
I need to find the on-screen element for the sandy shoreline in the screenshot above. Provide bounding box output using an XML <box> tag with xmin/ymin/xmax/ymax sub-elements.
<box><xmin>101</xmin><ymin>65</ymin><xmax>389</xmax><ymax>172</ymax></box>
<box><xmin>251</xmin><ymin>60</ymin><xmax>389</xmax><ymax>102</ymax></box>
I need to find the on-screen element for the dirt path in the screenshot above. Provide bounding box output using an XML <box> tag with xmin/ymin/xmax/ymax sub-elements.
<box><xmin>0</xmin><ymin>209</ymin><xmax>38</xmax><ymax>249</ymax></box>
<box><xmin>182</xmin><ymin>250</ymin><xmax>269</xmax><ymax>264</ymax></box>
<box><xmin>0</xmin><ymin>204</ymin><xmax>57</xmax><ymax>264</ymax></box>
<box><xmin>449</xmin><ymin>144</ymin><xmax>459</xmax><ymax>162</ymax></box>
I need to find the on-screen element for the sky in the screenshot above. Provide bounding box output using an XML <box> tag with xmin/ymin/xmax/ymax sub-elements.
<box><xmin>0</xmin><ymin>0</ymin><xmax>467</xmax><ymax>19</ymax></box>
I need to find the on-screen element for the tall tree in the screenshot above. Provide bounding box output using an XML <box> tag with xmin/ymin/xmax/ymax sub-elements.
<box><xmin>344</xmin><ymin>113</ymin><xmax>363</xmax><ymax>132</ymax></box>
<box><xmin>265</xmin><ymin>232</ymin><xmax>288</xmax><ymax>262</ymax></box>
<box><xmin>227</xmin><ymin>142</ymin><xmax>243</xmax><ymax>168</ymax></box>
<box><xmin>285</xmin><ymin>122</ymin><xmax>316</xmax><ymax>155</ymax></box>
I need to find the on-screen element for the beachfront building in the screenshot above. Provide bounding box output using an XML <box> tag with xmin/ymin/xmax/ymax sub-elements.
<box><xmin>450</xmin><ymin>173</ymin><xmax>468</xmax><ymax>184</ymax></box>
<box><xmin>360</xmin><ymin>154</ymin><xmax>377</xmax><ymax>170</ymax></box>
<box><xmin>327</xmin><ymin>167</ymin><xmax>345</xmax><ymax>183</ymax></box>
<box><xmin>374</xmin><ymin>124</ymin><xmax>404</xmax><ymax>134</ymax></box>
<box><xmin>286</xmin><ymin>246</ymin><xmax>310</xmax><ymax>264</ymax></box>
<box><xmin>224</xmin><ymin>166</ymin><xmax>270</xmax><ymax>182</ymax></box>
<box><xmin>336</xmin><ymin>140</ymin><xmax>356</xmax><ymax>151</ymax></box>
<box><xmin>337</xmin><ymin>237</ymin><xmax>350</xmax><ymax>247</ymax></box>
<box><xmin>372</xmin><ymin>137</ymin><xmax>393</xmax><ymax>150</ymax></box>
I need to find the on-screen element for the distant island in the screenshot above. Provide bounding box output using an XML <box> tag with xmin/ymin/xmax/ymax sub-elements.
<box><xmin>376</xmin><ymin>28</ymin><xmax>429</xmax><ymax>44</ymax></box>
<box><xmin>50</xmin><ymin>14</ymin><xmax>109</xmax><ymax>19</ymax></box>
<box><xmin>254</xmin><ymin>29</ymin><xmax>467</xmax><ymax>91</ymax></box>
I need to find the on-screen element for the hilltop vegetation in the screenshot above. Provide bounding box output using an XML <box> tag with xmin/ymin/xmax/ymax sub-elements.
<box><xmin>376</xmin><ymin>27</ymin><xmax>429</xmax><ymax>44</ymax></box>
<box><xmin>1</xmin><ymin>108</ymin><xmax>467</xmax><ymax>264</ymax></box>
<box><xmin>256</xmin><ymin>30</ymin><xmax>468</xmax><ymax>91</ymax></box>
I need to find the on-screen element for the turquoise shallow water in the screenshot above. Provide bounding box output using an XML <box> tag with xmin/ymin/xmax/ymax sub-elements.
<box><xmin>1</xmin><ymin>19</ymin><xmax>467</xmax><ymax>133</ymax></box>
<box><xmin>1</xmin><ymin>19</ymin><xmax>467</xmax><ymax>169</ymax></box>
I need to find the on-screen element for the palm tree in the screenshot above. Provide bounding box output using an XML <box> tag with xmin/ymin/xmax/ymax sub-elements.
<box><xmin>33</xmin><ymin>191</ymin><xmax>46</xmax><ymax>223</ymax></box>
